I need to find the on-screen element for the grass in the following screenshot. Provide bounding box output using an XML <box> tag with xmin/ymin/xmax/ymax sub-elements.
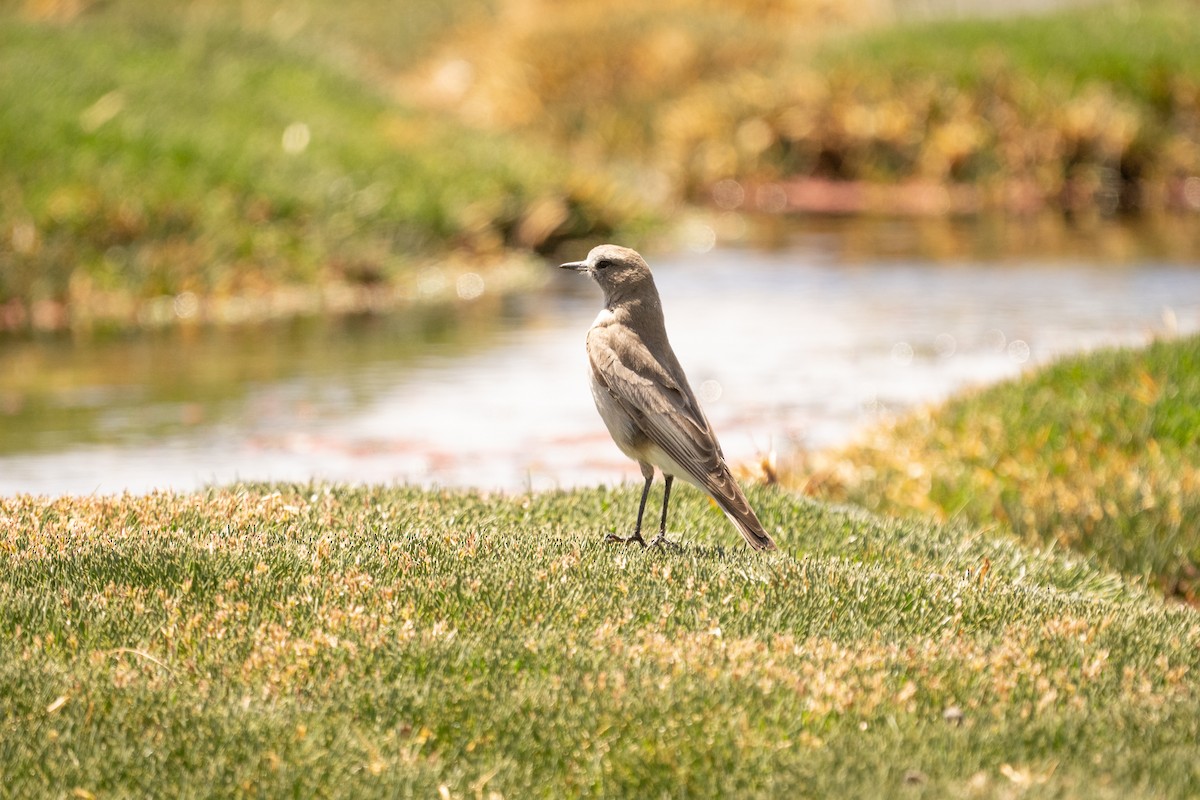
<box><xmin>2</xmin><ymin>483</ymin><xmax>1199</xmax><ymax>797</ymax></box>
<box><xmin>6</xmin><ymin>0</ymin><xmax>1200</xmax><ymax>330</ymax></box>
<box><xmin>797</xmin><ymin>333</ymin><xmax>1200</xmax><ymax>602</ymax></box>
<box><xmin>777</xmin><ymin>0</ymin><xmax>1200</xmax><ymax>197</ymax></box>
<box><xmin>4</xmin><ymin>3</ymin><xmax>1199</xmax><ymax>793</ymax></box>
<box><xmin>814</xmin><ymin>1</ymin><xmax>1200</xmax><ymax>100</ymax></box>
<box><xmin>434</xmin><ymin>0</ymin><xmax>1200</xmax><ymax>209</ymax></box>
<box><xmin>0</xmin><ymin>8</ymin><xmax>647</xmax><ymax>332</ymax></box>
<box><xmin>19</xmin><ymin>0</ymin><xmax>496</xmax><ymax>74</ymax></box>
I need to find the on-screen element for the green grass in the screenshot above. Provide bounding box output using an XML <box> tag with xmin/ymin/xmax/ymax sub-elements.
<box><xmin>0</xmin><ymin>10</ymin><xmax>646</xmax><ymax>330</ymax></box>
<box><xmin>25</xmin><ymin>0</ymin><xmax>495</xmax><ymax>73</ymax></box>
<box><xmin>2</xmin><ymin>483</ymin><xmax>1198</xmax><ymax>797</ymax></box>
<box><xmin>815</xmin><ymin>1</ymin><xmax>1200</xmax><ymax>100</ymax></box>
<box><xmin>800</xmin><ymin>333</ymin><xmax>1200</xmax><ymax>601</ymax></box>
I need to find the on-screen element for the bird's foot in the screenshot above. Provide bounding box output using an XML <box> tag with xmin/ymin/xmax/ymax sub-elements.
<box><xmin>648</xmin><ymin>533</ymin><xmax>680</xmax><ymax>550</ymax></box>
<box><xmin>604</xmin><ymin>531</ymin><xmax>647</xmax><ymax>547</ymax></box>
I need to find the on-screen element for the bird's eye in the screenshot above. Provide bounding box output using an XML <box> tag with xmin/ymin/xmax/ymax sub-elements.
<box><xmin>595</xmin><ymin>259</ymin><xmax>612</xmax><ymax>270</ymax></box>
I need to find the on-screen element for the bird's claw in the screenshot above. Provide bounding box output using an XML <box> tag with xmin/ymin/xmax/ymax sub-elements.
<box><xmin>648</xmin><ymin>533</ymin><xmax>680</xmax><ymax>550</ymax></box>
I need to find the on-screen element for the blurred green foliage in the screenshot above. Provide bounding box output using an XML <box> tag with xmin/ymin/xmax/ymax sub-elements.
<box><xmin>0</xmin><ymin>1</ymin><xmax>647</xmax><ymax>331</ymax></box>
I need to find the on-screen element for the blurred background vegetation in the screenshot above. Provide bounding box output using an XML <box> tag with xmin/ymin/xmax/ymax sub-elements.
<box><xmin>0</xmin><ymin>0</ymin><xmax>650</xmax><ymax>332</ymax></box>
<box><xmin>3</xmin><ymin>0</ymin><xmax>1200</xmax><ymax>332</ymax></box>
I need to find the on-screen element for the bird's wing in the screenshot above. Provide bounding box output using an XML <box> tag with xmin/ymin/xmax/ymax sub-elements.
<box><xmin>588</xmin><ymin>322</ymin><xmax>777</xmax><ymax>551</ymax></box>
<box><xmin>586</xmin><ymin>323</ymin><xmax>723</xmax><ymax>479</ymax></box>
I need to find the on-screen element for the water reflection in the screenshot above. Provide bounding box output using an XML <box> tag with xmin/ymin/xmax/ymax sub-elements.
<box><xmin>0</xmin><ymin>301</ymin><xmax>508</xmax><ymax>463</ymax></box>
<box><xmin>2</xmin><ymin>220</ymin><xmax>1199</xmax><ymax>495</ymax></box>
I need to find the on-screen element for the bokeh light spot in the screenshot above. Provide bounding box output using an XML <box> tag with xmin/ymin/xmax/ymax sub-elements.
<box><xmin>1183</xmin><ymin>177</ymin><xmax>1200</xmax><ymax>211</ymax></box>
<box><xmin>1007</xmin><ymin>339</ymin><xmax>1031</xmax><ymax>363</ymax></box>
<box><xmin>174</xmin><ymin>292</ymin><xmax>199</xmax><ymax>320</ymax></box>
<box><xmin>282</xmin><ymin>122</ymin><xmax>311</xmax><ymax>155</ymax></box>
<box><xmin>712</xmin><ymin>179</ymin><xmax>745</xmax><ymax>210</ymax></box>
<box><xmin>456</xmin><ymin>272</ymin><xmax>485</xmax><ymax>301</ymax></box>
<box><xmin>755</xmin><ymin>183</ymin><xmax>788</xmax><ymax>214</ymax></box>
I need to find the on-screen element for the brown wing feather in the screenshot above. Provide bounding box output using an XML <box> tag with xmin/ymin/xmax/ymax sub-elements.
<box><xmin>587</xmin><ymin>324</ymin><xmax>721</xmax><ymax>475</ymax></box>
<box><xmin>587</xmin><ymin>324</ymin><xmax>777</xmax><ymax>551</ymax></box>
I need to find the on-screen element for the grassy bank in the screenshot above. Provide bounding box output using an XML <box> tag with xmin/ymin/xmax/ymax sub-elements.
<box><xmin>425</xmin><ymin>0</ymin><xmax>1200</xmax><ymax>212</ymax></box>
<box><xmin>797</xmin><ymin>333</ymin><xmax>1200</xmax><ymax>602</ymax></box>
<box><xmin>674</xmin><ymin>0</ymin><xmax>1200</xmax><ymax>210</ymax></box>
<box><xmin>6</xmin><ymin>0</ymin><xmax>1200</xmax><ymax>331</ymax></box>
<box><xmin>2</xmin><ymin>484</ymin><xmax>1199</xmax><ymax>797</ymax></box>
<box><xmin>0</xmin><ymin>8</ymin><xmax>647</xmax><ymax>333</ymax></box>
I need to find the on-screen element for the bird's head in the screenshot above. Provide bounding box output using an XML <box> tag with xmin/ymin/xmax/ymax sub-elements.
<box><xmin>560</xmin><ymin>244</ymin><xmax>656</xmax><ymax>306</ymax></box>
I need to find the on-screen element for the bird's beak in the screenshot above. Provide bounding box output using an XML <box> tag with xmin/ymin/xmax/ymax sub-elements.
<box><xmin>559</xmin><ymin>260</ymin><xmax>588</xmax><ymax>272</ymax></box>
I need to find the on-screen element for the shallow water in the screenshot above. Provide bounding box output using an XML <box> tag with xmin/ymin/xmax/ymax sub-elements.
<box><xmin>2</xmin><ymin>222</ymin><xmax>1199</xmax><ymax>495</ymax></box>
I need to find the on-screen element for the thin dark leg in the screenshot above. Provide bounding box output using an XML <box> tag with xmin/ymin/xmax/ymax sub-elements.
<box><xmin>659</xmin><ymin>475</ymin><xmax>673</xmax><ymax>535</ymax></box>
<box><xmin>649</xmin><ymin>475</ymin><xmax>679</xmax><ymax>549</ymax></box>
<box><xmin>604</xmin><ymin>471</ymin><xmax>651</xmax><ymax>546</ymax></box>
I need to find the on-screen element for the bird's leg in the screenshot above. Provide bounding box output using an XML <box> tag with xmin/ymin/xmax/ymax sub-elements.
<box><xmin>648</xmin><ymin>474</ymin><xmax>679</xmax><ymax>549</ymax></box>
<box><xmin>605</xmin><ymin>469</ymin><xmax>651</xmax><ymax>546</ymax></box>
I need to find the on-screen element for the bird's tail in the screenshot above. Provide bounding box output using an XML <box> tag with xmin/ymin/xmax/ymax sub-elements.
<box><xmin>707</xmin><ymin>469</ymin><xmax>777</xmax><ymax>552</ymax></box>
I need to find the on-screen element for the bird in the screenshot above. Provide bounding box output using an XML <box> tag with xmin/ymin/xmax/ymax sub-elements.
<box><xmin>560</xmin><ymin>244</ymin><xmax>777</xmax><ymax>552</ymax></box>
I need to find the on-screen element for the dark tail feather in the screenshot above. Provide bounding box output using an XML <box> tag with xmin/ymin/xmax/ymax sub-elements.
<box><xmin>707</xmin><ymin>468</ymin><xmax>777</xmax><ymax>551</ymax></box>
<box><xmin>720</xmin><ymin>498</ymin><xmax>777</xmax><ymax>551</ymax></box>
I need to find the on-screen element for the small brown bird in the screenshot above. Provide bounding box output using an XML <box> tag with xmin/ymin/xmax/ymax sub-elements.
<box><xmin>561</xmin><ymin>244</ymin><xmax>777</xmax><ymax>551</ymax></box>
